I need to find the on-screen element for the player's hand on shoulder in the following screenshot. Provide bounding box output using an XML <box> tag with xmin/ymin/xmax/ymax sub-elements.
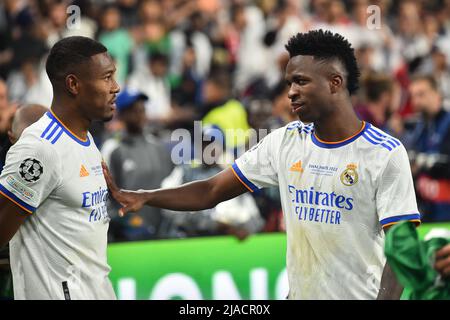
<box><xmin>102</xmin><ymin>161</ymin><xmax>146</xmax><ymax>217</ymax></box>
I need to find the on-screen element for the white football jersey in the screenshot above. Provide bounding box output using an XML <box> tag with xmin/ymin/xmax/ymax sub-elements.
<box><xmin>0</xmin><ymin>111</ymin><xmax>116</xmax><ymax>300</ymax></box>
<box><xmin>232</xmin><ymin>121</ymin><xmax>420</xmax><ymax>300</ymax></box>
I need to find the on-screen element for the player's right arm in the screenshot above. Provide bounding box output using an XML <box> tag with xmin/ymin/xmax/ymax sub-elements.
<box><xmin>0</xmin><ymin>197</ymin><xmax>29</xmax><ymax>247</ymax></box>
<box><xmin>0</xmin><ymin>137</ymin><xmax>61</xmax><ymax>248</ymax></box>
<box><xmin>376</xmin><ymin>144</ymin><xmax>422</xmax><ymax>299</ymax></box>
<box><xmin>103</xmin><ymin>163</ymin><xmax>249</xmax><ymax>216</ymax></box>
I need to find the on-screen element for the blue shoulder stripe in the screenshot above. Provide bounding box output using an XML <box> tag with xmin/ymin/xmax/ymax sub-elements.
<box><xmin>41</xmin><ymin>122</ymin><xmax>64</xmax><ymax>144</ymax></box>
<box><xmin>46</xmin><ymin>123</ymin><xmax>60</xmax><ymax>140</ymax></box>
<box><xmin>45</xmin><ymin>112</ymin><xmax>90</xmax><ymax>146</ymax></box>
<box><xmin>367</xmin><ymin>127</ymin><xmax>401</xmax><ymax>146</ymax></box>
<box><xmin>40</xmin><ymin>120</ymin><xmax>56</xmax><ymax>138</ymax></box>
<box><xmin>51</xmin><ymin>128</ymin><xmax>64</xmax><ymax>144</ymax></box>
<box><xmin>362</xmin><ymin>127</ymin><xmax>401</xmax><ymax>151</ymax></box>
<box><xmin>362</xmin><ymin>133</ymin><xmax>392</xmax><ymax>151</ymax></box>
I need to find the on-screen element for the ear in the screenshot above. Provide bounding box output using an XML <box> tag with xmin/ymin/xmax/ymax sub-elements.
<box><xmin>65</xmin><ymin>74</ymin><xmax>80</xmax><ymax>96</ymax></box>
<box><xmin>7</xmin><ymin>129</ymin><xmax>16</xmax><ymax>144</ymax></box>
<box><xmin>329</xmin><ymin>74</ymin><xmax>344</xmax><ymax>94</ymax></box>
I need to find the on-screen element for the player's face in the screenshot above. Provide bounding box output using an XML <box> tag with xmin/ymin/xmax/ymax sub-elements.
<box><xmin>285</xmin><ymin>55</ymin><xmax>333</xmax><ymax>123</ymax></box>
<box><xmin>78</xmin><ymin>52</ymin><xmax>120</xmax><ymax>122</ymax></box>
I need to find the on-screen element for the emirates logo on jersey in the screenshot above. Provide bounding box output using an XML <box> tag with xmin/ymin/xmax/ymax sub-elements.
<box><xmin>79</xmin><ymin>165</ymin><xmax>90</xmax><ymax>177</ymax></box>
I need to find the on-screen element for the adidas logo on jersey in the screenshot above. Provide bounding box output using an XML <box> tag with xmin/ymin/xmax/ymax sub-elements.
<box><xmin>80</xmin><ymin>165</ymin><xmax>90</xmax><ymax>177</ymax></box>
<box><xmin>290</xmin><ymin>161</ymin><xmax>303</xmax><ymax>172</ymax></box>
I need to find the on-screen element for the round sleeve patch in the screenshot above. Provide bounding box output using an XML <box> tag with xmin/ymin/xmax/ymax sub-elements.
<box><xmin>18</xmin><ymin>158</ymin><xmax>44</xmax><ymax>183</ymax></box>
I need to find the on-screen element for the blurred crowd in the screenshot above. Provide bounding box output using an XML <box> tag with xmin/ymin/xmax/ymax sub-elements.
<box><xmin>0</xmin><ymin>0</ymin><xmax>450</xmax><ymax>243</ymax></box>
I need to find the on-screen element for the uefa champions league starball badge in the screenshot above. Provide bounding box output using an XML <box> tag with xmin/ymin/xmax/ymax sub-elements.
<box><xmin>18</xmin><ymin>158</ymin><xmax>43</xmax><ymax>183</ymax></box>
<box><xmin>340</xmin><ymin>163</ymin><xmax>358</xmax><ymax>186</ymax></box>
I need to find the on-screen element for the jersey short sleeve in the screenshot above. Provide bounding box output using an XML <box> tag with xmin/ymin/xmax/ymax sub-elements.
<box><xmin>376</xmin><ymin>144</ymin><xmax>421</xmax><ymax>229</ymax></box>
<box><xmin>0</xmin><ymin>136</ymin><xmax>61</xmax><ymax>214</ymax></box>
<box><xmin>232</xmin><ymin>126</ymin><xmax>285</xmax><ymax>192</ymax></box>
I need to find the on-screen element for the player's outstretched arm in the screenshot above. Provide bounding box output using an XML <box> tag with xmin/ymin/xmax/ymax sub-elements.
<box><xmin>102</xmin><ymin>162</ymin><xmax>249</xmax><ymax>217</ymax></box>
<box><xmin>0</xmin><ymin>196</ymin><xmax>29</xmax><ymax>248</ymax></box>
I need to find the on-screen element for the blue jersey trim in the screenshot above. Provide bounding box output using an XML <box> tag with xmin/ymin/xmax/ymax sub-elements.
<box><xmin>51</xmin><ymin>128</ymin><xmax>64</xmax><ymax>144</ymax></box>
<box><xmin>286</xmin><ymin>121</ymin><xmax>302</xmax><ymax>131</ymax></box>
<box><xmin>362</xmin><ymin>126</ymin><xmax>401</xmax><ymax>151</ymax></box>
<box><xmin>40</xmin><ymin>121</ymin><xmax>56</xmax><ymax>138</ymax></box>
<box><xmin>367</xmin><ymin>127</ymin><xmax>401</xmax><ymax>146</ymax></box>
<box><xmin>45</xmin><ymin>112</ymin><xmax>91</xmax><ymax>147</ymax></box>
<box><xmin>41</xmin><ymin>120</ymin><xmax>64</xmax><ymax>144</ymax></box>
<box><xmin>231</xmin><ymin>163</ymin><xmax>260</xmax><ymax>192</ymax></box>
<box><xmin>46</xmin><ymin>123</ymin><xmax>60</xmax><ymax>141</ymax></box>
<box><xmin>380</xmin><ymin>213</ymin><xmax>421</xmax><ymax>227</ymax></box>
<box><xmin>311</xmin><ymin>122</ymin><xmax>369</xmax><ymax>149</ymax></box>
<box><xmin>0</xmin><ymin>183</ymin><xmax>36</xmax><ymax>213</ymax></box>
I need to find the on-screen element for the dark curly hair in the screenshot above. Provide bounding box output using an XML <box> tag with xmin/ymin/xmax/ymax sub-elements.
<box><xmin>46</xmin><ymin>36</ymin><xmax>107</xmax><ymax>85</ymax></box>
<box><xmin>285</xmin><ymin>29</ymin><xmax>360</xmax><ymax>95</ymax></box>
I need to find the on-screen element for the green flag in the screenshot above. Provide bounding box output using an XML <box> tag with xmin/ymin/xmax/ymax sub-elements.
<box><xmin>385</xmin><ymin>221</ymin><xmax>450</xmax><ymax>299</ymax></box>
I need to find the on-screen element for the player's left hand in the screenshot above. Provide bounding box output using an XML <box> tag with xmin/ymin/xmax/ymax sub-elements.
<box><xmin>434</xmin><ymin>244</ymin><xmax>450</xmax><ymax>277</ymax></box>
<box><xmin>102</xmin><ymin>161</ymin><xmax>147</xmax><ymax>217</ymax></box>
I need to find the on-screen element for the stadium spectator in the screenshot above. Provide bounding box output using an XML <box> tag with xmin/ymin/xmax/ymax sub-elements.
<box><xmin>7</xmin><ymin>104</ymin><xmax>48</xmax><ymax>144</ymax></box>
<box><xmin>128</xmin><ymin>51</ymin><xmax>172</xmax><ymax>124</ymax></box>
<box><xmin>169</xmin><ymin>11</ymin><xmax>213</xmax><ymax>81</ymax></box>
<box><xmin>101</xmin><ymin>88</ymin><xmax>174</xmax><ymax>241</ymax></box>
<box><xmin>160</xmin><ymin>125</ymin><xmax>263</xmax><ymax>239</ymax></box>
<box><xmin>402</xmin><ymin>75</ymin><xmax>450</xmax><ymax>222</ymax></box>
<box><xmin>46</xmin><ymin>0</ymin><xmax>97</xmax><ymax>47</ymax></box>
<box><xmin>169</xmin><ymin>44</ymin><xmax>205</xmax><ymax>131</ymax></box>
<box><xmin>355</xmin><ymin>72</ymin><xmax>395</xmax><ymax>130</ymax></box>
<box><xmin>6</xmin><ymin>52</ymin><xmax>52</xmax><ymax>107</ymax></box>
<box><xmin>201</xmin><ymin>67</ymin><xmax>251</xmax><ymax>154</ymax></box>
<box><xmin>0</xmin><ymin>78</ymin><xmax>16</xmax><ymax>169</ymax></box>
<box><xmin>394</xmin><ymin>1</ymin><xmax>430</xmax><ymax>66</ymax></box>
<box><xmin>230</xmin><ymin>2</ymin><xmax>267</xmax><ymax>93</ymax></box>
<box><xmin>430</xmin><ymin>38</ymin><xmax>450</xmax><ymax>103</ymax></box>
<box><xmin>116</xmin><ymin>0</ymin><xmax>140</xmax><ymax>29</ymax></box>
<box><xmin>97</xmin><ymin>4</ymin><xmax>134</xmax><ymax>86</ymax></box>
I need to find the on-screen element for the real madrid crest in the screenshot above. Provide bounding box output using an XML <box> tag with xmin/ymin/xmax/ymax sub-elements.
<box><xmin>340</xmin><ymin>163</ymin><xmax>358</xmax><ymax>186</ymax></box>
